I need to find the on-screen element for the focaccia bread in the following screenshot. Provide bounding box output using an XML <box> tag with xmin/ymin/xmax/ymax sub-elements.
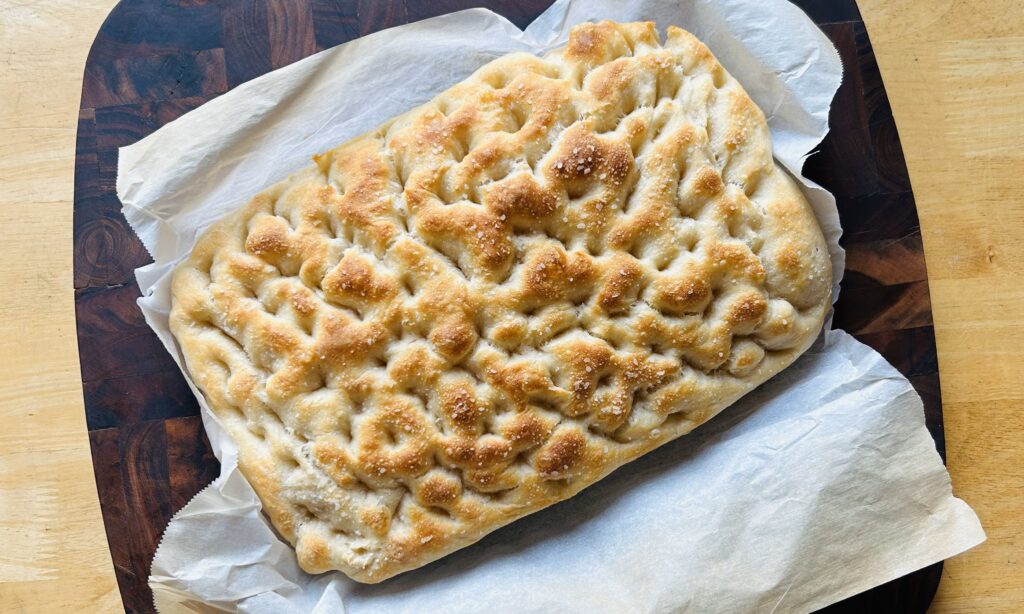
<box><xmin>170</xmin><ymin>20</ymin><xmax>831</xmax><ymax>583</ymax></box>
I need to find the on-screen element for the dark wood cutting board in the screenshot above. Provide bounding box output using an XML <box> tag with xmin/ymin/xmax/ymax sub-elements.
<box><xmin>73</xmin><ymin>1</ymin><xmax>944</xmax><ymax>611</ymax></box>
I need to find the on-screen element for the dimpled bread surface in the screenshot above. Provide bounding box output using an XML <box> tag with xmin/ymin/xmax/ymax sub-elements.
<box><xmin>169</xmin><ymin>20</ymin><xmax>831</xmax><ymax>583</ymax></box>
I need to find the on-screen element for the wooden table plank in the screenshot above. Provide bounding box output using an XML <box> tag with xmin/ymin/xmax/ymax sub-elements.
<box><xmin>0</xmin><ymin>1</ymin><xmax>123</xmax><ymax>612</ymax></box>
<box><xmin>857</xmin><ymin>2</ymin><xmax>1024</xmax><ymax>611</ymax></box>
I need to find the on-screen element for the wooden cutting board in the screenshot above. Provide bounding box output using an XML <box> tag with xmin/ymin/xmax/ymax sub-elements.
<box><xmin>73</xmin><ymin>0</ymin><xmax>944</xmax><ymax>611</ymax></box>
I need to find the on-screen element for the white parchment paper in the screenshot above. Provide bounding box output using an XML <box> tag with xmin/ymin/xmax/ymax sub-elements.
<box><xmin>117</xmin><ymin>0</ymin><xmax>985</xmax><ymax>611</ymax></box>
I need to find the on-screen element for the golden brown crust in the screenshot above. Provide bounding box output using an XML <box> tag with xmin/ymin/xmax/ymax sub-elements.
<box><xmin>169</xmin><ymin>21</ymin><xmax>831</xmax><ymax>583</ymax></box>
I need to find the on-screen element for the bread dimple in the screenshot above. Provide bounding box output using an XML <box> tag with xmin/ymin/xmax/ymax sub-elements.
<box><xmin>169</xmin><ymin>20</ymin><xmax>831</xmax><ymax>583</ymax></box>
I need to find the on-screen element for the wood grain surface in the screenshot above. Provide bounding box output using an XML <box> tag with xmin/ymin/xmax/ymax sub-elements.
<box><xmin>2</xmin><ymin>0</ymin><xmax>1021</xmax><ymax>613</ymax></box>
<box><xmin>70</xmin><ymin>1</ymin><xmax>943</xmax><ymax>612</ymax></box>
<box><xmin>0</xmin><ymin>2</ymin><xmax>122</xmax><ymax>612</ymax></box>
<box><xmin>857</xmin><ymin>2</ymin><xmax>1024</xmax><ymax>610</ymax></box>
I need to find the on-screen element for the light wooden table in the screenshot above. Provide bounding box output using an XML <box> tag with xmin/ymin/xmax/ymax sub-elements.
<box><xmin>0</xmin><ymin>1</ymin><xmax>1020</xmax><ymax>611</ymax></box>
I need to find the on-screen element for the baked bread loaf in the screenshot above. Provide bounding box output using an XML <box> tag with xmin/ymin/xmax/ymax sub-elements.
<box><xmin>170</xmin><ymin>20</ymin><xmax>831</xmax><ymax>583</ymax></box>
